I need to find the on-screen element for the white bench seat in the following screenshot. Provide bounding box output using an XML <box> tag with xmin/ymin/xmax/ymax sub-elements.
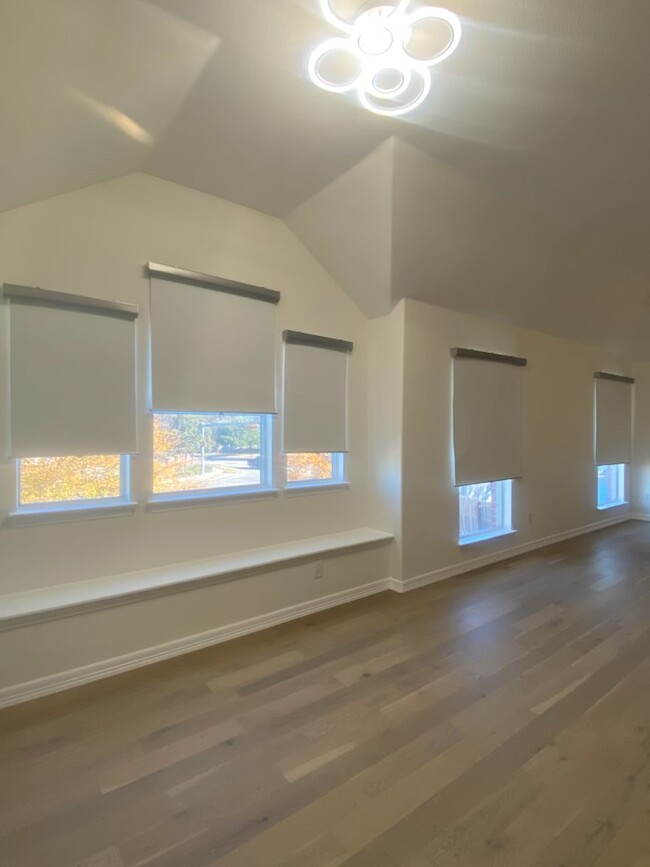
<box><xmin>0</xmin><ymin>528</ymin><xmax>394</xmax><ymax>629</ymax></box>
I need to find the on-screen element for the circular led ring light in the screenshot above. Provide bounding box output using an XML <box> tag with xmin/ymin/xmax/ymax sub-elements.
<box><xmin>359</xmin><ymin>52</ymin><xmax>413</xmax><ymax>101</ymax></box>
<box><xmin>308</xmin><ymin>37</ymin><xmax>363</xmax><ymax>92</ymax></box>
<box><xmin>309</xmin><ymin>0</ymin><xmax>462</xmax><ymax>116</ymax></box>
<box><xmin>405</xmin><ymin>6</ymin><xmax>462</xmax><ymax>67</ymax></box>
<box><xmin>359</xmin><ymin>65</ymin><xmax>431</xmax><ymax>116</ymax></box>
<box><xmin>371</xmin><ymin>66</ymin><xmax>409</xmax><ymax>96</ymax></box>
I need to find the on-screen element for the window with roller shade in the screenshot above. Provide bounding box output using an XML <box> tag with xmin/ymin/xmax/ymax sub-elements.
<box><xmin>594</xmin><ymin>373</ymin><xmax>633</xmax><ymax>509</ymax></box>
<box><xmin>452</xmin><ymin>349</ymin><xmax>525</xmax><ymax>543</ymax></box>
<box><xmin>5</xmin><ymin>284</ymin><xmax>138</xmax><ymax>513</ymax></box>
<box><xmin>282</xmin><ymin>331</ymin><xmax>352</xmax><ymax>456</ymax></box>
<box><xmin>148</xmin><ymin>264</ymin><xmax>280</xmax><ymax>502</ymax></box>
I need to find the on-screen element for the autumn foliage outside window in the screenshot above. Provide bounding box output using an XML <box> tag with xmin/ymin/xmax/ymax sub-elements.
<box><xmin>286</xmin><ymin>453</ymin><xmax>333</xmax><ymax>482</ymax></box>
<box><xmin>285</xmin><ymin>452</ymin><xmax>346</xmax><ymax>486</ymax></box>
<box><xmin>19</xmin><ymin>455</ymin><xmax>123</xmax><ymax>505</ymax></box>
<box><xmin>153</xmin><ymin>412</ymin><xmax>269</xmax><ymax>495</ymax></box>
<box><xmin>19</xmin><ymin>423</ymin><xmax>345</xmax><ymax>506</ymax></box>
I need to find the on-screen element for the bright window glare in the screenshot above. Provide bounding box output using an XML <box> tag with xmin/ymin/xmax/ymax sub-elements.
<box><xmin>153</xmin><ymin>413</ymin><xmax>269</xmax><ymax>496</ymax></box>
<box><xmin>459</xmin><ymin>479</ymin><xmax>512</xmax><ymax>544</ymax></box>
<box><xmin>19</xmin><ymin>455</ymin><xmax>122</xmax><ymax>505</ymax></box>
<box><xmin>597</xmin><ymin>464</ymin><xmax>626</xmax><ymax>509</ymax></box>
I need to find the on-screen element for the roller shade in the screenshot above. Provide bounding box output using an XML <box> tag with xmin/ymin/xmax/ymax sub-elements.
<box><xmin>149</xmin><ymin>263</ymin><xmax>279</xmax><ymax>414</ymax></box>
<box><xmin>452</xmin><ymin>348</ymin><xmax>526</xmax><ymax>486</ymax></box>
<box><xmin>594</xmin><ymin>373</ymin><xmax>633</xmax><ymax>465</ymax></box>
<box><xmin>282</xmin><ymin>331</ymin><xmax>352</xmax><ymax>453</ymax></box>
<box><xmin>5</xmin><ymin>284</ymin><xmax>138</xmax><ymax>458</ymax></box>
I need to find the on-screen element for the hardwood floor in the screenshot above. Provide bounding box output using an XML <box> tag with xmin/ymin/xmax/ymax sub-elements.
<box><xmin>2</xmin><ymin>522</ymin><xmax>650</xmax><ymax>867</ymax></box>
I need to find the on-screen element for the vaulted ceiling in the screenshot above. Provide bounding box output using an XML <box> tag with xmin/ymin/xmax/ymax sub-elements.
<box><xmin>2</xmin><ymin>0</ymin><xmax>650</xmax><ymax>357</ymax></box>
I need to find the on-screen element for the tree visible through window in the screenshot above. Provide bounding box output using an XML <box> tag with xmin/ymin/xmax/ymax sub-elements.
<box><xmin>153</xmin><ymin>412</ymin><xmax>270</xmax><ymax>495</ymax></box>
<box><xmin>286</xmin><ymin>453</ymin><xmax>333</xmax><ymax>482</ymax></box>
<box><xmin>19</xmin><ymin>455</ymin><xmax>123</xmax><ymax>505</ymax></box>
<box><xmin>286</xmin><ymin>453</ymin><xmax>345</xmax><ymax>486</ymax></box>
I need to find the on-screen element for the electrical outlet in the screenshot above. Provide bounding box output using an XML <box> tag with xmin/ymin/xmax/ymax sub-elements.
<box><xmin>314</xmin><ymin>561</ymin><xmax>323</xmax><ymax>580</ymax></box>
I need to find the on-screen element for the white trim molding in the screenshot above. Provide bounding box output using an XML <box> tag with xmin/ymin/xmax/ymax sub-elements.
<box><xmin>6</xmin><ymin>501</ymin><xmax>137</xmax><ymax>527</ymax></box>
<box><xmin>0</xmin><ymin>578</ymin><xmax>390</xmax><ymax>708</ymax></box>
<box><xmin>391</xmin><ymin>514</ymin><xmax>632</xmax><ymax>593</ymax></box>
<box><xmin>146</xmin><ymin>489</ymin><xmax>279</xmax><ymax>512</ymax></box>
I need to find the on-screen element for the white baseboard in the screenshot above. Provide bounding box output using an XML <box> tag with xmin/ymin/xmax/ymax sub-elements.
<box><xmin>0</xmin><ymin>578</ymin><xmax>390</xmax><ymax>709</ymax></box>
<box><xmin>1</xmin><ymin>514</ymin><xmax>638</xmax><ymax>709</ymax></box>
<box><xmin>630</xmin><ymin>513</ymin><xmax>650</xmax><ymax>522</ymax></box>
<box><xmin>392</xmin><ymin>514</ymin><xmax>631</xmax><ymax>593</ymax></box>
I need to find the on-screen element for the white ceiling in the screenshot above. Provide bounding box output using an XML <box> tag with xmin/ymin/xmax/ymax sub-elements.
<box><xmin>2</xmin><ymin>0</ymin><xmax>650</xmax><ymax>356</ymax></box>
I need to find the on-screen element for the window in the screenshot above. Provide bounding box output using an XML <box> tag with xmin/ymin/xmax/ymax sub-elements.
<box><xmin>286</xmin><ymin>453</ymin><xmax>346</xmax><ymax>488</ymax></box>
<box><xmin>17</xmin><ymin>455</ymin><xmax>130</xmax><ymax>512</ymax></box>
<box><xmin>152</xmin><ymin>412</ymin><xmax>273</xmax><ymax>499</ymax></box>
<box><xmin>458</xmin><ymin>479</ymin><xmax>513</xmax><ymax>544</ymax></box>
<box><xmin>282</xmin><ymin>333</ymin><xmax>351</xmax><ymax>454</ymax></box>
<box><xmin>597</xmin><ymin>464</ymin><xmax>626</xmax><ymax>509</ymax></box>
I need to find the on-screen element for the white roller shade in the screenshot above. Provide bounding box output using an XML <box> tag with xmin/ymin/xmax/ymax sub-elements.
<box><xmin>283</xmin><ymin>333</ymin><xmax>352</xmax><ymax>453</ymax></box>
<box><xmin>150</xmin><ymin>268</ymin><xmax>279</xmax><ymax>414</ymax></box>
<box><xmin>453</xmin><ymin>351</ymin><xmax>525</xmax><ymax>486</ymax></box>
<box><xmin>7</xmin><ymin>286</ymin><xmax>138</xmax><ymax>458</ymax></box>
<box><xmin>595</xmin><ymin>375</ymin><xmax>633</xmax><ymax>465</ymax></box>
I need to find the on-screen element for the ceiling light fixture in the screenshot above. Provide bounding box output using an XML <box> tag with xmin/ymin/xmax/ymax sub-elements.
<box><xmin>308</xmin><ymin>0</ymin><xmax>462</xmax><ymax>116</ymax></box>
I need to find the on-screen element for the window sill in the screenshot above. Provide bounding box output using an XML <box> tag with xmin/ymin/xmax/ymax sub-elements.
<box><xmin>284</xmin><ymin>482</ymin><xmax>349</xmax><ymax>496</ymax></box>
<box><xmin>147</xmin><ymin>488</ymin><xmax>279</xmax><ymax>512</ymax></box>
<box><xmin>5</xmin><ymin>501</ymin><xmax>137</xmax><ymax>527</ymax></box>
<box><xmin>458</xmin><ymin>528</ymin><xmax>517</xmax><ymax>547</ymax></box>
<box><xmin>597</xmin><ymin>501</ymin><xmax>628</xmax><ymax>511</ymax></box>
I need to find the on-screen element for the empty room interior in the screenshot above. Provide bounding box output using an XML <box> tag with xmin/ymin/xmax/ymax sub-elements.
<box><xmin>2</xmin><ymin>1</ymin><xmax>650</xmax><ymax>865</ymax></box>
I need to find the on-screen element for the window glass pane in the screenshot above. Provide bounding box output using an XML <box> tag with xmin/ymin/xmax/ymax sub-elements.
<box><xmin>286</xmin><ymin>453</ymin><xmax>334</xmax><ymax>483</ymax></box>
<box><xmin>597</xmin><ymin>464</ymin><xmax>626</xmax><ymax>508</ymax></box>
<box><xmin>153</xmin><ymin>413</ymin><xmax>267</xmax><ymax>495</ymax></box>
<box><xmin>19</xmin><ymin>455</ymin><xmax>122</xmax><ymax>505</ymax></box>
<box><xmin>459</xmin><ymin>480</ymin><xmax>512</xmax><ymax>542</ymax></box>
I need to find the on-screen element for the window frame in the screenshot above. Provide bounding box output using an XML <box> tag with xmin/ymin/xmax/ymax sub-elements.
<box><xmin>458</xmin><ymin>478</ymin><xmax>514</xmax><ymax>546</ymax></box>
<box><xmin>15</xmin><ymin>454</ymin><xmax>132</xmax><ymax>515</ymax></box>
<box><xmin>596</xmin><ymin>463</ymin><xmax>627</xmax><ymax>510</ymax></box>
<box><xmin>150</xmin><ymin>411</ymin><xmax>275</xmax><ymax>505</ymax></box>
<box><xmin>284</xmin><ymin>452</ymin><xmax>347</xmax><ymax>491</ymax></box>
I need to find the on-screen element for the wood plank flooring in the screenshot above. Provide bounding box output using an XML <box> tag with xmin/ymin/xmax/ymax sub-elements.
<box><xmin>1</xmin><ymin>521</ymin><xmax>650</xmax><ymax>866</ymax></box>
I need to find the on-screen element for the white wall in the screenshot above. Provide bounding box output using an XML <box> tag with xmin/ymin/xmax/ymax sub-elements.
<box><xmin>401</xmin><ymin>299</ymin><xmax>633</xmax><ymax>581</ymax></box>
<box><xmin>0</xmin><ymin>173</ymin><xmax>374</xmax><ymax>592</ymax></box>
<box><xmin>632</xmin><ymin>361</ymin><xmax>650</xmax><ymax>516</ymax></box>
<box><xmin>367</xmin><ymin>302</ymin><xmax>405</xmax><ymax>580</ymax></box>
<box><xmin>286</xmin><ymin>138</ymin><xmax>395</xmax><ymax>319</ymax></box>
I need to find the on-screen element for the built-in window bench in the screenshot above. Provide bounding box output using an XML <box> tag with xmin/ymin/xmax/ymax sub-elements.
<box><xmin>0</xmin><ymin>528</ymin><xmax>394</xmax><ymax>631</ymax></box>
